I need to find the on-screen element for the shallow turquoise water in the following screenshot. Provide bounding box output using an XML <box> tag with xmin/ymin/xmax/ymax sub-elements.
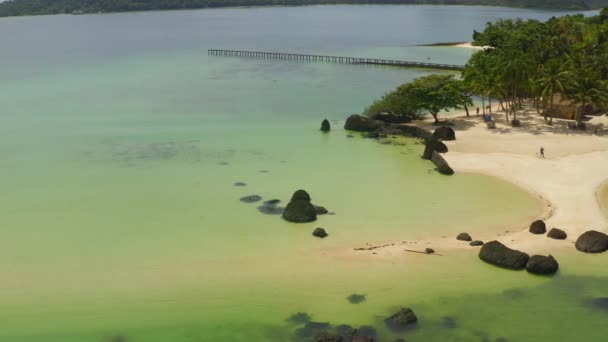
<box><xmin>0</xmin><ymin>5</ymin><xmax>605</xmax><ymax>342</ymax></box>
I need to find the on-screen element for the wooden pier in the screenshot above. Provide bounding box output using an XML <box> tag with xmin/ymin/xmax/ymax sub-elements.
<box><xmin>208</xmin><ymin>49</ymin><xmax>463</xmax><ymax>71</ymax></box>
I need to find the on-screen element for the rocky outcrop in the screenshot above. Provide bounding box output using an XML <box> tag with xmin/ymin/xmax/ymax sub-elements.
<box><xmin>321</xmin><ymin>119</ymin><xmax>331</xmax><ymax>132</ymax></box>
<box><xmin>373</xmin><ymin>113</ymin><xmax>411</xmax><ymax>124</ymax></box>
<box><xmin>313</xmin><ymin>227</ymin><xmax>328</xmax><ymax>238</ymax></box>
<box><xmin>575</xmin><ymin>230</ymin><xmax>608</xmax><ymax>253</ymax></box>
<box><xmin>283</xmin><ymin>190</ymin><xmax>317</xmax><ymax>223</ymax></box>
<box><xmin>384</xmin><ymin>308</ymin><xmax>418</xmax><ymax>330</ymax></box>
<box><xmin>478</xmin><ymin>241</ymin><xmax>529</xmax><ymax>270</ymax></box>
<box><xmin>529</xmin><ymin>220</ymin><xmax>546</xmax><ymax>234</ymax></box>
<box><xmin>344</xmin><ymin>115</ymin><xmax>382</xmax><ymax>132</ymax></box>
<box><xmin>457</xmin><ymin>233</ymin><xmax>472</xmax><ymax>241</ymax></box>
<box><xmin>432</xmin><ymin>126</ymin><xmax>456</xmax><ymax>141</ymax></box>
<box><xmin>399</xmin><ymin>124</ymin><xmax>433</xmax><ymax>141</ymax></box>
<box><xmin>547</xmin><ymin>228</ymin><xmax>567</xmax><ymax>240</ymax></box>
<box><xmin>526</xmin><ymin>255</ymin><xmax>559</xmax><ymax>275</ymax></box>
<box><xmin>423</xmin><ymin>139</ymin><xmax>448</xmax><ymax>160</ymax></box>
<box><xmin>431</xmin><ymin>151</ymin><xmax>454</xmax><ymax>175</ymax></box>
<box><xmin>347</xmin><ymin>294</ymin><xmax>366</xmax><ymax>304</ymax></box>
<box><xmin>469</xmin><ymin>240</ymin><xmax>484</xmax><ymax>246</ymax></box>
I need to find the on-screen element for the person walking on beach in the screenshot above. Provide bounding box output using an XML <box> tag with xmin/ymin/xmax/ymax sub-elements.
<box><xmin>476</xmin><ymin>107</ymin><xmax>480</xmax><ymax>115</ymax></box>
<box><xmin>540</xmin><ymin>147</ymin><xmax>545</xmax><ymax>158</ymax></box>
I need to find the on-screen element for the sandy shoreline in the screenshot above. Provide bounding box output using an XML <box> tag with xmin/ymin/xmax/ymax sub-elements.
<box><xmin>346</xmin><ymin>106</ymin><xmax>608</xmax><ymax>259</ymax></box>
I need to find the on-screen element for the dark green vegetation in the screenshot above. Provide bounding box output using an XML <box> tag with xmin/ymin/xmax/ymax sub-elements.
<box><xmin>365</xmin><ymin>74</ymin><xmax>472</xmax><ymax>123</ymax></box>
<box><xmin>0</xmin><ymin>0</ymin><xmax>607</xmax><ymax>17</ymax></box>
<box><xmin>366</xmin><ymin>8</ymin><xmax>608</xmax><ymax>125</ymax></box>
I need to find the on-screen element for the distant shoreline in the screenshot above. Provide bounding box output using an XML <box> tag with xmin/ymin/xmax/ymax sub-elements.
<box><xmin>0</xmin><ymin>2</ymin><xmax>602</xmax><ymax>19</ymax></box>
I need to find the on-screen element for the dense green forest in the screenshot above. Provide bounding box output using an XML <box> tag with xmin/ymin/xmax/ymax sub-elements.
<box><xmin>365</xmin><ymin>8</ymin><xmax>608</xmax><ymax>125</ymax></box>
<box><xmin>0</xmin><ymin>0</ymin><xmax>607</xmax><ymax>17</ymax></box>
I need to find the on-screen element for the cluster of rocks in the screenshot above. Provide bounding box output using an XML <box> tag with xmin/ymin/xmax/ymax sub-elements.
<box><xmin>342</xmin><ymin>114</ymin><xmax>456</xmax><ymax>175</ymax></box>
<box><xmin>456</xmin><ymin>232</ymin><xmax>484</xmax><ymax>246</ymax></box>
<box><xmin>282</xmin><ymin>190</ymin><xmax>329</xmax><ymax>223</ymax></box>
<box><xmin>528</xmin><ymin>220</ymin><xmax>567</xmax><ymax>239</ymax></box>
<box><xmin>478</xmin><ymin>241</ymin><xmax>558</xmax><ymax>275</ymax></box>
<box><xmin>288</xmin><ymin>312</ymin><xmax>379</xmax><ymax>342</ymax></box>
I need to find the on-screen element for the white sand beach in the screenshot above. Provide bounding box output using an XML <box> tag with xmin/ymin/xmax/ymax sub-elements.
<box><xmin>348</xmin><ymin>107</ymin><xmax>608</xmax><ymax>258</ymax></box>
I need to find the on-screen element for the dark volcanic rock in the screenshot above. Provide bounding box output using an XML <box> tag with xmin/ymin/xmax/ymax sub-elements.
<box><xmin>240</xmin><ymin>195</ymin><xmax>262</xmax><ymax>203</ymax></box>
<box><xmin>470</xmin><ymin>240</ymin><xmax>484</xmax><ymax>246</ymax></box>
<box><xmin>479</xmin><ymin>241</ymin><xmax>529</xmax><ymax>270</ymax></box>
<box><xmin>425</xmin><ymin>248</ymin><xmax>435</xmax><ymax>254</ymax></box>
<box><xmin>575</xmin><ymin>230</ymin><xmax>608</xmax><ymax>253</ymax></box>
<box><xmin>525</xmin><ymin>255</ymin><xmax>559</xmax><ymax>275</ymax></box>
<box><xmin>373</xmin><ymin>113</ymin><xmax>411</xmax><ymax>124</ymax></box>
<box><xmin>321</xmin><ymin>119</ymin><xmax>331</xmax><ymax>132</ymax></box>
<box><xmin>312</xmin><ymin>332</ymin><xmax>343</xmax><ymax>342</ymax></box>
<box><xmin>529</xmin><ymin>220</ymin><xmax>547</xmax><ymax>234</ymax></box>
<box><xmin>344</xmin><ymin>114</ymin><xmax>382</xmax><ymax>132</ymax></box>
<box><xmin>347</xmin><ymin>294</ymin><xmax>366</xmax><ymax>304</ymax></box>
<box><xmin>431</xmin><ymin>151</ymin><xmax>454</xmax><ymax>175</ymax></box>
<box><xmin>314</xmin><ymin>205</ymin><xmax>329</xmax><ymax>215</ymax></box>
<box><xmin>547</xmin><ymin>228</ymin><xmax>567</xmax><ymax>240</ymax></box>
<box><xmin>384</xmin><ymin>308</ymin><xmax>418</xmax><ymax>331</ymax></box>
<box><xmin>423</xmin><ymin>139</ymin><xmax>448</xmax><ymax>159</ymax></box>
<box><xmin>283</xmin><ymin>190</ymin><xmax>317</xmax><ymax>223</ymax></box>
<box><xmin>432</xmin><ymin>126</ymin><xmax>456</xmax><ymax>141</ymax></box>
<box><xmin>313</xmin><ymin>228</ymin><xmax>328</xmax><ymax>238</ymax></box>
<box><xmin>457</xmin><ymin>233</ymin><xmax>472</xmax><ymax>242</ymax></box>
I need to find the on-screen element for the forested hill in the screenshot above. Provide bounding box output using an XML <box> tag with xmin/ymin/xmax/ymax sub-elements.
<box><xmin>0</xmin><ymin>0</ymin><xmax>606</xmax><ymax>17</ymax></box>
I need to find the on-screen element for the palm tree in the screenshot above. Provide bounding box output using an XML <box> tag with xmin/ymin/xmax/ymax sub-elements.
<box><xmin>568</xmin><ymin>75</ymin><xmax>608</xmax><ymax>124</ymax></box>
<box><xmin>538</xmin><ymin>62</ymin><xmax>569</xmax><ymax>125</ymax></box>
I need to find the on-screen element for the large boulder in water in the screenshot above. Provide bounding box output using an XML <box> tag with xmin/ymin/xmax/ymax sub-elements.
<box><xmin>344</xmin><ymin>114</ymin><xmax>382</xmax><ymax>132</ymax></box>
<box><xmin>431</xmin><ymin>151</ymin><xmax>454</xmax><ymax>175</ymax></box>
<box><xmin>575</xmin><ymin>230</ymin><xmax>608</xmax><ymax>253</ymax></box>
<box><xmin>423</xmin><ymin>139</ymin><xmax>448</xmax><ymax>159</ymax></box>
<box><xmin>526</xmin><ymin>255</ymin><xmax>559</xmax><ymax>275</ymax></box>
<box><xmin>320</xmin><ymin>119</ymin><xmax>331</xmax><ymax>132</ymax></box>
<box><xmin>529</xmin><ymin>220</ymin><xmax>546</xmax><ymax>234</ymax></box>
<box><xmin>432</xmin><ymin>126</ymin><xmax>456</xmax><ymax>141</ymax></box>
<box><xmin>282</xmin><ymin>190</ymin><xmax>317</xmax><ymax>223</ymax></box>
<box><xmin>547</xmin><ymin>228</ymin><xmax>567</xmax><ymax>240</ymax></box>
<box><xmin>384</xmin><ymin>308</ymin><xmax>418</xmax><ymax>331</ymax></box>
<box><xmin>478</xmin><ymin>241</ymin><xmax>529</xmax><ymax>270</ymax></box>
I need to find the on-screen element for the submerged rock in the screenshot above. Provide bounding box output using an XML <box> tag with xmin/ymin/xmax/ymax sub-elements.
<box><xmin>295</xmin><ymin>322</ymin><xmax>332</xmax><ymax>338</ymax></box>
<box><xmin>347</xmin><ymin>294</ymin><xmax>366</xmax><ymax>304</ymax></box>
<box><xmin>257</xmin><ymin>199</ymin><xmax>285</xmax><ymax>215</ymax></box>
<box><xmin>529</xmin><ymin>220</ymin><xmax>546</xmax><ymax>234</ymax></box>
<box><xmin>547</xmin><ymin>228</ymin><xmax>567</xmax><ymax>240</ymax></box>
<box><xmin>575</xmin><ymin>230</ymin><xmax>608</xmax><ymax>253</ymax></box>
<box><xmin>441</xmin><ymin>316</ymin><xmax>458</xmax><ymax>329</ymax></box>
<box><xmin>313</xmin><ymin>228</ymin><xmax>328</xmax><ymax>238</ymax></box>
<box><xmin>457</xmin><ymin>233</ymin><xmax>472</xmax><ymax>242</ymax></box>
<box><xmin>321</xmin><ymin>119</ymin><xmax>331</xmax><ymax>132</ymax></box>
<box><xmin>470</xmin><ymin>240</ymin><xmax>484</xmax><ymax>246</ymax></box>
<box><xmin>344</xmin><ymin>114</ymin><xmax>382</xmax><ymax>132</ymax></box>
<box><xmin>588</xmin><ymin>297</ymin><xmax>608</xmax><ymax>310</ymax></box>
<box><xmin>384</xmin><ymin>308</ymin><xmax>418</xmax><ymax>331</ymax></box>
<box><xmin>525</xmin><ymin>255</ymin><xmax>559</xmax><ymax>275</ymax></box>
<box><xmin>287</xmin><ymin>312</ymin><xmax>312</xmax><ymax>324</ymax></box>
<box><xmin>240</xmin><ymin>195</ymin><xmax>262</xmax><ymax>203</ymax></box>
<box><xmin>283</xmin><ymin>190</ymin><xmax>317</xmax><ymax>223</ymax></box>
<box><xmin>478</xmin><ymin>241</ymin><xmax>529</xmax><ymax>270</ymax></box>
<box><xmin>233</xmin><ymin>182</ymin><xmax>247</xmax><ymax>187</ymax></box>
<box><xmin>432</xmin><ymin>126</ymin><xmax>456</xmax><ymax>141</ymax></box>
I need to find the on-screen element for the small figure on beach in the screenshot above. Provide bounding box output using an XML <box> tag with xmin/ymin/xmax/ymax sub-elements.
<box><xmin>476</xmin><ymin>107</ymin><xmax>480</xmax><ymax>115</ymax></box>
<box><xmin>540</xmin><ymin>147</ymin><xmax>545</xmax><ymax>158</ymax></box>
<box><xmin>594</xmin><ymin>128</ymin><xmax>598</xmax><ymax>135</ymax></box>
